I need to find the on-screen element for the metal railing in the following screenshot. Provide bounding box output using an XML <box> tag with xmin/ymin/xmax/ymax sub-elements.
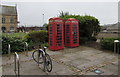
<box><xmin>8</xmin><ymin>44</ymin><xmax>11</xmax><ymax>60</ymax></box>
<box><xmin>24</xmin><ymin>42</ymin><xmax>28</xmax><ymax>56</ymax></box>
<box><xmin>14</xmin><ymin>52</ymin><xmax>20</xmax><ymax>77</ymax></box>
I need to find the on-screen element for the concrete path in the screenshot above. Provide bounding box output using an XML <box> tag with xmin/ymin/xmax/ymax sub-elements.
<box><xmin>1</xmin><ymin>46</ymin><xmax>119</xmax><ymax>75</ymax></box>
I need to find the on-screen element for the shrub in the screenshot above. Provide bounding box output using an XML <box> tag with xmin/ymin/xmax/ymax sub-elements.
<box><xmin>59</xmin><ymin>12</ymin><xmax>100</xmax><ymax>44</ymax></box>
<box><xmin>25</xmin><ymin>30</ymin><xmax>48</xmax><ymax>49</ymax></box>
<box><xmin>89</xmin><ymin>37</ymin><xmax>97</xmax><ymax>41</ymax></box>
<box><xmin>100</xmin><ymin>38</ymin><xmax>120</xmax><ymax>51</ymax></box>
<box><xmin>2</xmin><ymin>35</ymin><xmax>25</xmax><ymax>54</ymax></box>
<box><xmin>41</xmin><ymin>43</ymin><xmax>48</xmax><ymax>47</ymax></box>
<box><xmin>80</xmin><ymin>37</ymin><xmax>88</xmax><ymax>44</ymax></box>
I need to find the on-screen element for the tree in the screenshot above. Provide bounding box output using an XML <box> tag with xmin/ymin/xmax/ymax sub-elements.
<box><xmin>59</xmin><ymin>11</ymin><xmax>100</xmax><ymax>43</ymax></box>
<box><xmin>43</xmin><ymin>23</ymin><xmax>48</xmax><ymax>27</ymax></box>
<box><xmin>58</xmin><ymin>11</ymin><xmax>69</xmax><ymax>18</ymax></box>
<box><xmin>43</xmin><ymin>23</ymin><xmax>49</xmax><ymax>30</ymax></box>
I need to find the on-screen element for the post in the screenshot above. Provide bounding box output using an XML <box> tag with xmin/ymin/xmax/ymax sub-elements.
<box><xmin>14</xmin><ymin>52</ymin><xmax>20</xmax><ymax>77</ymax></box>
<box><xmin>42</xmin><ymin>13</ymin><xmax>44</xmax><ymax>25</ymax></box>
<box><xmin>25</xmin><ymin>42</ymin><xmax>28</xmax><ymax>56</ymax></box>
<box><xmin>114</xmin><ymin>40</ymin><xmax>120</xmax><ymax>54</ymax></box>
<box><xmin>8</xmin><ymin>44</ymin><xmax>11</xmax><ymax>60</ymax></box>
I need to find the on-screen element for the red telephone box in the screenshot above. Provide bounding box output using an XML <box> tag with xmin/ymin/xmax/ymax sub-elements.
<box><xmin>48</xmin><ymin>17</ymin><xmax>64</xmax><ymax>50</ymax></box>
<box><xmin>65</xmin><ymin>18</ymin><xmax>79</xmax><ymax>47</ymax></box>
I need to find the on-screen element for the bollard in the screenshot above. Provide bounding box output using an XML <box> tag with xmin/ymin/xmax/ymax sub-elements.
<box><xmin>114</xmin><ymin>40</ymin><xmax>120</xmax><ymax>54</ymax></box>
<box><xmin>8</xmin><ymin>44</ymin><xmax>11</xmax><ymax>60</ymax></box>
<box><xmin>25</xmin><ymin>42</ymin><xmax>28</xmax><ymax>51</ymax></box>
<box><xmin>14</xmin><ymin>52</ymin><xmax>20</xmax><ymax>77</ymax></box>
<box><xmin>24</xmin><ymin>42</ymin><xmax>28</xmax><ymax>56</ymax></box>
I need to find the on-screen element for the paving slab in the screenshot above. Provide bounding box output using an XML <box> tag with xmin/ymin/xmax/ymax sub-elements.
<box><xmin>85</xmin><ymin>71</ymin><xmax>98</xmax><ymax>75</ymax></box>
<box><xmin>99</xmin><ymin>64</ymin><xmax>118</xmax><ymax>75</ymax></box>
<box><xmin>2</xmin><ymin>63</ymin><xmax>14</xmax><ymax>75</ymax></box>
<box><xmin>55</xmin><ymin>68</ymin><xmax>74</xmax><ymax>75</ymax></box>
<box><xmin>1</xmin><ymin>46</ymin><xmax>119</xmax><ymax>75</ymax></box>
<box><xmin>68</xmin><ymin>58</ymin><xmax>90</xmax><ymax>67</ymax></box>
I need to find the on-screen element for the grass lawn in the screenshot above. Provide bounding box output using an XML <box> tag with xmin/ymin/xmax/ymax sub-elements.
<box><xmin>2</xmin><ymin>32</ymin><xmax>27</xmax><ymax>38</ymax></box>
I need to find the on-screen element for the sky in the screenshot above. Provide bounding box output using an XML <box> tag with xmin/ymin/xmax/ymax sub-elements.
<box><xmin>1</xmin><ymin>0</ymin><xmax>119</xmax><ymax>26</ymax></box>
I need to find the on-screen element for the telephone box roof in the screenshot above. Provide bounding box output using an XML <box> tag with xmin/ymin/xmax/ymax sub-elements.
<box><xmin>49</xmin><ymin>17</ymin><xmax>63</xmax><ymax>20</ymax></box>
<box><xmin>66</xmin><ymin>18</ymin><xmax>78</xmax><ymax>21</ymax></box>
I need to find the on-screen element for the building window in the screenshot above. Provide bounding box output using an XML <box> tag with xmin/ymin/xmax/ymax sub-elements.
<box><xmin>2</xmin><ymin>17</ymin><xmax>5</xmax><ymax>23</ymax></box>
<box><xmin>10</xmin><ymin>26</ymin><xmax>14</xmax><ymax>31</ymax></box>
<box><xmin>10</xmin><ymin>17</ymin><xmax>14</xmax><ymax>23</ymax></box>
<box><xmin>1</xmin><ymin>26</ymin><xmax>6</xmax><ymax>32</ymax></box>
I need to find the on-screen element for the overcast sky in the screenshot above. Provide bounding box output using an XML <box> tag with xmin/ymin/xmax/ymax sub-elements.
<box><xmin>1</xmin><ymin>0</ymin><xmax>119</xmax><ymax>26</ymax></box>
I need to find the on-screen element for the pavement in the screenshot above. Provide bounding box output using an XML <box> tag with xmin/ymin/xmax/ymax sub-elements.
<box><xmin>1</xmin><ymin>46</ymin><xmax>119</xmax><ymax>76</ymax></box>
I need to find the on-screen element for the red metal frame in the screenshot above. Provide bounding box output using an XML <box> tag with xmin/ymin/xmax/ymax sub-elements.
<box><xmin>65</xmin><ymin>18</ymin><xmax>79</xmax><ymax>47</ymax></box>
<box><xmin>48</xmin><ymin>17</ymin><xmax>64</xmax><ymax>50</ymax></box>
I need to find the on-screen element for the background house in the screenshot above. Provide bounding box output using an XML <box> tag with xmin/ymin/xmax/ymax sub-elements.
<box><xmin>0</xmin><ymin>5</ymin><xmax>18</xmax><ymax>32</ymax></box>
<box><xmin>101</xmin><ymin>22</ymin><xmax>119</xmax><ymax>33</ymax></box>
<box><xmin>17</xmin><ymin>26</ymin><xmax>46</xmax><ymax>32</ymax></box>
<box><xmin>97</xmin><ymin>22</ymin><xmax>119</xmax><ymax>38</ymax></box>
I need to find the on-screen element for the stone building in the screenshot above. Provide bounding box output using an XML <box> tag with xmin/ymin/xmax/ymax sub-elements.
<box><xmin>0</xmin><ymin>5</ymin><xmax>18</xmax><ymax>32</ymax></box>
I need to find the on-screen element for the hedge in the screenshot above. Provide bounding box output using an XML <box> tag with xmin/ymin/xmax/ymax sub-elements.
<box><xmin>59</xmin><ymin>14</ymin><xmax>100</xmax><ymax>44</ymax></box>
<box><xmin>2</xmin><ymin>35</ymin><xmax>25</xmax><ymax>54</ymax></box>
<box><xmin>100</xmin><ymin>38</ymin><xmax>120</xmax><ymax>51</ymax></box>
<box><xmin>24</xmin><ymin>30</ymin><xmax>48</xmax><ymax>49</ymax></box>
<box><xmin>1</xmin><ymin>31</ymin><xmax>48</xmax><ymax>54</ymax></box>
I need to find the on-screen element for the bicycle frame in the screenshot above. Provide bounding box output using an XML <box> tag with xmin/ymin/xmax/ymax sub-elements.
<box><xmin>39</xmin><ymin>49</ymin><xmax>46</xmax><ymax>56</ymax></box>
<box><xmin>39</xmin><ymin>47</ymin><xmax>47</xmax><ymax>56</ymax></box>
<box><xmin>32</xmin><ymin>46</ymin><xmax>52</xmax><ymax>72</ymax></box>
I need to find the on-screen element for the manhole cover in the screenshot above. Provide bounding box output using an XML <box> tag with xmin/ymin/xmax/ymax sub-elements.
<box><xmin>93</xmin><ymin>69</ymin><xmax>104</xmax><ymax>75</ymax></box>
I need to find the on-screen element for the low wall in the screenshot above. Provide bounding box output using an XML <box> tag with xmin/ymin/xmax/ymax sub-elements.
<box><xmin>96</xmin><ymin>32</ymin><xmax>119</xmax><ymax>39</ymax></box>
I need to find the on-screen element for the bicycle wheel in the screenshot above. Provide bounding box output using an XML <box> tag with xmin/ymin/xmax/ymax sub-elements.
<box><xmin>44</xmin><ymin>54</ymin><xmax>52</xmax><ymax>72</ymax></box>
<box><xmin>32</xmin><ymin>50</ymin><xmax>44</xmax><ymax>64</ymax></box>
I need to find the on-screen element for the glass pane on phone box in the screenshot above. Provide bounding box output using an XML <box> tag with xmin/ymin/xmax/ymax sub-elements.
<box><xmin>73</xmin><ymin>42</ymin><xmax>77</xmax><ymax>43</ymax></box>
<box><xmin>73</xmin><ymin>25</ymin><xmax>77</xmax><ymax>26</ymax></box>
<box><xmin>74</xmin><ymin>32</ymin><xmax>77</xmax><ymax>33</ymax></box>
<box><xmin>57</xmin><ymin>24</ymin><xmax>61</xmax><ymax>26</ymax></box>
<box><xmin>59</xmin><ymin>44</ymin><xmax>62</xmax><ymax>46</ymax></box>
<box><xmin>74</xmin><ymin>34</ymin><xmax>77</xmax><ymax>35</ymax></box>
<box><xmin>73</xmin><ymin>29</ymin><xmax>77</xmax><ymax>31</ymax></box>
<box><xmin>73</xmin><ymin>40</ymin><xmax>77</xmax><ymax>41</ymax></box>
<box><xmin>50</xmin><ymin>24</ymin><xmax>52</xmax><ymax>26</ymax></box>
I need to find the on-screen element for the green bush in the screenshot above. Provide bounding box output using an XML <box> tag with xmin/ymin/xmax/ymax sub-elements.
<box><xmin>25</xmin><ymin>30</ymin><xmax>48</xmax><ymax>49</ymax></box>
<box><xmin>100</xmin><ymin>38</ymin><xmax>120</xmax><ymax>51</ymax></box>
<box><xmin>1</xmin><ymin>31</ymin><xmax>48</xmax><ymax>54</ymax></box>
<box><xmin>41</xmin><ymin>43</ymin><xmax>48</xmax><ymax>47</ymax></box>
<box><xmin>59</xmin><ymin>13</ymin><xmax>100</xmax><ymax>44</ymax></box>
<box><xmin>80</xmin><ymin>37</ymin><xmax>88</xmax><ymax>44</ymax></box>
<box><xmin>89</xmin><ymin>37</ymin><xmax>97</xmax><ymax>41</ymax></box>
<box><xmin>2</xmin><ymin>35</ymin><xmax>25</xmax><ymax>54</ymax></box>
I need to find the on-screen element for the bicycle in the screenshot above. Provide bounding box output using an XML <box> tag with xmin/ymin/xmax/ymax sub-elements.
<box><xmin>32</xmin><ymin>46</ymin><xmax>52</xmax><ymax>72</ymax></box>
